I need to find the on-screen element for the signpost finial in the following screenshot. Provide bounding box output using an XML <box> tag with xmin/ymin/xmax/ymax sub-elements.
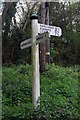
<box><xmin>30</xmin><ymin>13</ymin><xmax>38</xmax><ymax>20</ymax></box>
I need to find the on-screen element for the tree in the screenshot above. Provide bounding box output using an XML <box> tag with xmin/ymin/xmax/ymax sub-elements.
<box><xmin>2</xmin><ymin>1</ymin><xmax>39</xmax><ymax>65</ymax></box>
<box><xmin>49</xmin><ymin>1</ymin><xmax>80</xmax><ymax>66</ymax></box>
<box><xmin>2</xmin><ymin>1</ymin><xmax>80</xmax><ymax>66</ymax></box>
<box><xmin>2</xmin><ymin>2</ymin><xmax>17</xmax><ymax>64</ymax></box>
<box><xmin>39</xmin><ymin>2</ymin><xmax>46</xmax><ymax>73</ymax></box>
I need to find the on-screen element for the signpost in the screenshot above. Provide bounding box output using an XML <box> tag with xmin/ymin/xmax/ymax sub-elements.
<box><xmin>38</xmin><ymin>23</ymin><xmax>62</xmax><ymax>37</ymax></box>
<box><xmin>20</xmin><ymin>13</ymin><xmax>62</xmax><ymax>109</ymax></box>
<box><xmin>20</xmin><ymin>32</ymin><xmax>49</xmax><ymax>49</ymax></box>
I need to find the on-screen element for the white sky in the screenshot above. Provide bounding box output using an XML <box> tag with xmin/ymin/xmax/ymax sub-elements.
<box><xmin>1</xmin><ymin>0</ymin><xmax>80</xmax><ymax>2</ymax></box>
<box><xmin>0</xmin><ymin>0</ymin><xmax>80</xmax><ymax>20</ymax></box>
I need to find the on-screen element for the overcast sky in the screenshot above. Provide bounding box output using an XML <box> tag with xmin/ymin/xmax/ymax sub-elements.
<box><xmin>0</xmin><ymin>0</ymin><xmax>80</xmax><ymax>2</ymax></box>
<box><xmin>70</xmin><ymin>0</ymin><xmax>79</xmax><ymax>1</ymax></box>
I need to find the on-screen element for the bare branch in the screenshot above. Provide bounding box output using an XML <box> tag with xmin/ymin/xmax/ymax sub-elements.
<box><xmin>23</xmin><ymin>2</ymin><xmax>39</xmax><ymax>31</ymax></box>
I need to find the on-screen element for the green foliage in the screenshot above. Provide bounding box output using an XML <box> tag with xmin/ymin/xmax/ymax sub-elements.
<box><xmin>40</xmin><ymin>64</ymin><xmax>79</xmax><ymax>119</ymax></box>
<box><xmin>2</xmin><ymin>65</ymin><xmax>33</xmax><ymax>120</ymax></box>
<box><xmin>2</xmin><ymin>2</ymin><xmax>80</xmax><ymax>66</ymax></box>
<box><xmin>2</xmin><ymin>64</ymin><xmax>79</xmax><ymax>120</ymax></box>
<box><xmin>2</xmin><ymin>2</ymin><xmax>32</xmax><ymax>65</ymax></box>
<box><xmin>0</xmin><ymin>66</ymin><xmax>2</xmax><ymax>120</ymax></box>
<box><xmin>50</xmin><ymin>2</ymin><xmax>80</xmax><ymax>66</ymax></box>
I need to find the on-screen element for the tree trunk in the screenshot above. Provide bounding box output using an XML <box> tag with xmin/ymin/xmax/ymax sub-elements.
<box><xmin>45</xmin><ymin>2</ymin><xmax>50</xmax><ymax>64</ymax></box>
<box><xmin>40</xmin><ymin>2</ymin><xmax>46</xmax><ymax>73</ymax></box>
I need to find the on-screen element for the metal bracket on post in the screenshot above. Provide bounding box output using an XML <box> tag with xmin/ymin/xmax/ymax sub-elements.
<box><xmin>30</xmin><ymin>13</ymin><xmax>40</xmax><ymax>109</ymax></box>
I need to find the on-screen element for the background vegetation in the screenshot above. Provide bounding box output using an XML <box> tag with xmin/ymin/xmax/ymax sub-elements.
<box><xmin>2</xmin><ymin>1</ymin><xmax>80</xmax><ymax>66</ymax></box>
<box><xmin>1</xmin><ymin>1</ymin><xmax>80</xmax><ymax>120</ymax></box>
<box><xmin>2</xmin><ymin>64</ymin><xmax>79</xmax><ymax>120</ymax></box>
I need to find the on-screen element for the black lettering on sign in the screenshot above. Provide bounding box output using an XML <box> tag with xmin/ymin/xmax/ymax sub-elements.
<box><xmin>55</xmin><ymin>28</ymin><xmax>59</xmax><ymax>36</ymax></box>
<box><xmin>37</xmin><ymin>36</ymin><xmax>43</xmax><ymax>40</ymax></box>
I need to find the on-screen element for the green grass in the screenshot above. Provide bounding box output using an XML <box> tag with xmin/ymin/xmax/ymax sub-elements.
<box><xmin>2</xmin><ymin>64</ymin><xmax>79</xmax><ymax>120</ymax></box>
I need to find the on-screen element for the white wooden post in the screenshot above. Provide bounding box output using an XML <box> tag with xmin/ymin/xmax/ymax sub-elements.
<box><xmin>30</xmin><ymin>14</ymin><xmax>40</xmax><ymax>108</ymax></box>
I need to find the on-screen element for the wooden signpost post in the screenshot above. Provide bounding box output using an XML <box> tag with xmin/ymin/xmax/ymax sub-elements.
<box><xmin>20</xmin><ymin>13</ymin><xmax>62</xmax><ymax>108</ymax></box>
<box><xmin>30</xmin><ymin>14</ymin><xmax>40</xmax><ymax>109</ymax></box>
